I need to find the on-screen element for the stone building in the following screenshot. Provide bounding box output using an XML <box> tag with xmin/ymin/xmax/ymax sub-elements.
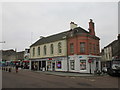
<box><xmin>101</xmin><ymin>34</ymin><xmax>120</xmax><ymax>67</ymax></box>
<box><xmin>30</xmin><ymin>19</ymin><xmax>101</xmax><ymax>73</ymax></box>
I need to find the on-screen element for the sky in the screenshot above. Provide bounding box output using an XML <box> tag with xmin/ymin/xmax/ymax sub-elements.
<box><xmin>0</xmin><ymin>1</ymin><xmax>119</xmax><ymax>52</ymax></box>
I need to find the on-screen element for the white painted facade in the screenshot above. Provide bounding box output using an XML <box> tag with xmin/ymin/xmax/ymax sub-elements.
<box><xmin>68</xmin><ymin>55</ymin><xmax>101</xmax><ymax>74</ymax></box>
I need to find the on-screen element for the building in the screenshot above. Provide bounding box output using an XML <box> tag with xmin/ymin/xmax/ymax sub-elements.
<box><xmin>101</xmin><ymin>34</ymin><xmax>120</xmax><ymax>67</ymax></box>
<box><xmin>2</xmin><ymin>49</ymin><xmax>25</xmax><ymax>62</ymax></box>
<box><xmin>67</xmin><ymin>19</ymin><xmax>101</xmax><ymax>73</ymax></box>
<box><xmin>2</xmin><ymin>49</ymin><xmax>17</xmax><ymax>61</ymax></box>
<box><xmin>30</xmin><ymin>19</ymin><xmax>101</xmax><ymax>73</ymax></box>
<box><xmin>30</xmin><ymin>32</ymin><xmax>68</xmax><ymax>71</ymax></box>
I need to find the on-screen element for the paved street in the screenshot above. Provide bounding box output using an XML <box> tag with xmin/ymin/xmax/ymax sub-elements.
<box><xmin>2</xmin><ymin>69</ymin><xmax>119</xmax><ymax>88</ymax></box>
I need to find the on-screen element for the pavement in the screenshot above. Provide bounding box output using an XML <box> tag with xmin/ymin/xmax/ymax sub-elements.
<box><xmin>1</xmin><ymin>67</ymin><xmax>108</xmax><ymax>77</ymax></box>
<box><xmin>33</xmin><ymin>70</ymin><xmax>108</xmax><ymax>77</ymax></box>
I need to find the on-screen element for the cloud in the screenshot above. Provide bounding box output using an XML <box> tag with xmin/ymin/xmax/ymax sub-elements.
<box><xmin>2</xmin><ymin>2</ymin><xmax>118</xmax><ymax>51</ymax></box>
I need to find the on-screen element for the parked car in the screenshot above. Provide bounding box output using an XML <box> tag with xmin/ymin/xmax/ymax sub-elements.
<box><xmin>106</xmin><ymin>59</ymin><xmax>120</xmax><ymax>76</ymax></box>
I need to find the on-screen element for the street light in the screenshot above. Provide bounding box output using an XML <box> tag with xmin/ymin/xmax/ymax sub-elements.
<box><xmin>0</xmin><ymin>41</ymin><xmax>5</xmax><ymax>43</ymax></box>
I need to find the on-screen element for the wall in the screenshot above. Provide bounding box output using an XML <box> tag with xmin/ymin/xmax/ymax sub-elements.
<box><xmin>30</xmin><ymin>39</ymin><xmax>67</xmax><ymax>59</ymax></box>
<box><xmin>68</xmin><ymin>34</ymin><xmax>100</xmax><ymax>56</ymax></box>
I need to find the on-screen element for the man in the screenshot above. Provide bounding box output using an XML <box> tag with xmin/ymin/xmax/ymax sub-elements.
<box><xmin>15</xmin><ymin>63</ymin><xmax>19</xmax><ymax>73</ymax></box>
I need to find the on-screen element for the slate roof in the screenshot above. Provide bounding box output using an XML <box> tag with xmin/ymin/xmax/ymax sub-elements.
<box><xmin>30</xmin><ymin>27</ymin><xmax>99</xmax><ymax>47</ymax></box>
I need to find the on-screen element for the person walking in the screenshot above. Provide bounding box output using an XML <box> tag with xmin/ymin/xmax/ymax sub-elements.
<box><xmin>15</xmin><ymin>63</ymin><xmax>19</xmax><ymax>73</ymax></box>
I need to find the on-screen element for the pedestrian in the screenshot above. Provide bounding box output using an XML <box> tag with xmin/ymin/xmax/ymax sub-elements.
<box><xmin>15</xmin><ymin>63</ymin><xmax>19</xmax><ymax>73</ymax></box>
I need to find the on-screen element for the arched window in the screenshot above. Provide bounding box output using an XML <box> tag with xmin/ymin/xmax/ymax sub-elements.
<box><xmin>33</xmin><ymin>48</ymin><xmax>35</xmax><ymax>56</ymax></box>
<box><xmin>50</xmin><ymin>44</ymin><xmax>54</xmax><ymax>54</ymax></box>
<box><xmin>58</xmin><ymin>42</ymin><xmax>62</xmax><ymax>53</ymax></box>
<box><xmin>44</xmin><ymin>45</ymin><xmax>47</xmax><ymax>55</ymax></box>
<box><xmin>38</xmin><ymin>47</ymin><xmax>40</xmax><ymax>55</ymax></box>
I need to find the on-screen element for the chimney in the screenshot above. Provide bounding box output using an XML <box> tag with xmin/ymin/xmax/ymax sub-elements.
<box><xmin>88</xmin><ymin>19</ymin><xmax>95</xmax><ymax>35</ymax></box>
<box><xmin>70</xmin><ymin>22</ymin><xmax>77</xmax><ymax>30</ymax></box>
<box><xmin>40</xmin><ymin>36</ymin><xmax>44</xmax><ymax>39</ymax></box>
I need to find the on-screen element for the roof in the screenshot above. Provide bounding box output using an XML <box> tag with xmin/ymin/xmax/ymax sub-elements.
<box><xmin>30</xmin><ymin>27</ymin><xmax>99</xmax><ymax>47</ymax></box>
<box><xmin>30</xmin><ymin>30</ymin><xmax>68</xmax><ymax>47</ymax></box>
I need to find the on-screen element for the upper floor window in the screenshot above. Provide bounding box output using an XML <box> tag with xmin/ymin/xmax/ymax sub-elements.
<box><xmin>44</xmin><ymin>45</ymin><xmax>47</xmax><ymax>55</ymax></box>
<box><xmin>70</xmin><ymin>43</ymin><xmax>74</xmax><ymax>54</ymax></box>
<box><xmin>89</xmin><ymin>43</ymin><xmax>92</xmax><ymax>54</ymax></box>
<box><xmin>80</xmin><ymin>42</ymin><xmax>85</xmax><ymax>54</ymax></box>
<box><xmin>33</xmin><ymin>48</ymin><xmax>35</xmax><ymax>56</ymax></box>
<box><xmin>50</xmin><ymin>44</ymin><xmax>54</xmax><ymax>54</ymax></box>
<box><xmin>58</xmin><ymin>42</ymin><xmax>62</xmax><ymax>53</ymax></box>
<box><xmin>93</xmin><ymin>44</ymin><xmax>96</xmax><ymax>54</ymax></box>
<box><xmin>38</xmin><ymin>47</ymin><xmax>40</xmax><ymax>56</ymax></box>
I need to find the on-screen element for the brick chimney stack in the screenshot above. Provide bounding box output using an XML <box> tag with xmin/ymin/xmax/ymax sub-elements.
<box><xmin>88</xmin><ymin>19</ymin><xmax>95</xmax><ymax>36</ymax></box>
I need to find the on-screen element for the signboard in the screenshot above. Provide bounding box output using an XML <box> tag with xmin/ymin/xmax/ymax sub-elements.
<box><xmin>88</xmin><ymin>59</ymin><xmax>92</xmax><ymax>63</ymax></box>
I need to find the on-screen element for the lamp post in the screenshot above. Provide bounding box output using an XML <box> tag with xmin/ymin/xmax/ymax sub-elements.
<box><xmin>0</xmin><ymin>41</ymin><xmax>5</xmax><ymax>43</ymax></box>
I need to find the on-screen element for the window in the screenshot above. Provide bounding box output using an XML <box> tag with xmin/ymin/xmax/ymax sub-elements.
<box><xmin>93</xmin><ymin>44</ymin><xmax>96</xmax><ymax>54</ymax></box>
<box><xmin>56</xmin><ymin>61</ymin><xmax>62</xmax><ymax>69</ymax></box>
<box><xmin>50</xmin><ymin>44</ymin><xmax>54</xmax><ymax>54</ymax></box>
<box><xmin>44</xmin><ymin>45</ymin><xmax>47</xmax><ymax>55</ymax></box>
<box><xmin>80</xmin><ymin>42</ymin><xmax>85</xmax><ymax>53</ymax></box>
<box><xmin>33</xmin><ymin>48</ymin><xmax>35</xmax><ymax>56</ymax></box>
<box><xmin>80</xmin><ymin>60</ymin><xmax>86</xmax><ymax>70</ymax></box>
<box><xmin>89</xmin><ymin>43</ymin><xmax>92</xmax><ymax>54</ymax></box>
<box><xmin>70</xmin><ymin>60</ymin><xmax>75</xmax><ymax>70</ymax></box>
<box><xmin>70</xmin><ymin>43</ymin><xmax>74</xmax><ymax>54</ymax></box>
<box><xmin>96</xmin><ymin>45</ymin><xmax>99</xmax><ymax>54</ymax></box>
<box><xmin>58</xmin><ymin>42</ymin><xmax>62</xmax><ymax>53</ymax></box>
<box><xmin>38</xmin><ymin>47</ymin><xmax>40</xmax><ymax>56</ymax></box>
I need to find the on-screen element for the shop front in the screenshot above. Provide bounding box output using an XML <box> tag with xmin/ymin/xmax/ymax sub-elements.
<box><xmin>69</xmin><ymin>55</ymin><xmax>101</xmax><ymax>74</ymax></box>
<box><xmin>46</xmin><ymin>57</ymin><xmax>67</xmax><ymax>72</ymax></box>
<box><xmin>30</xmin><ymin>59</ymin><xmax>47</xmax><ymax>71</ymax></box>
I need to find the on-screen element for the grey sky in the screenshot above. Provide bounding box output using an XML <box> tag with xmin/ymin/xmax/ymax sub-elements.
<box><xmin>1</xmin><ymin>2</ymin><xmax>118</xmax><ymax>52</ymax></box>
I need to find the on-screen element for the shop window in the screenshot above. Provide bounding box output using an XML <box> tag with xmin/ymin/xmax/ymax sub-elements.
<box><xmin>47</xmin><ymin>61</ymin><xmax>51</xmax><ymax>69</ymax></box>
<box><xmin>56</xmin><ymin>61</ymin><xmax>62</xmax><ymax>69</ymax></box>
<box><xmin>80</xmin><ymin>60</ymin><xmax>86</xmax><ymax>70</ymax></box>
<box><xmin>70</xmin><ymin>60</ymin><xmax>75</xmax><ymax>70</ymax></box>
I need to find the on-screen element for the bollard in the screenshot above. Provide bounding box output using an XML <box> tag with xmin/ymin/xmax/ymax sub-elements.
<box><xmin>3</xmin><ymin>67</ymin><xmax>5</xmax><ymax>71</ymax></box>
<box><xmin>8</xmin><ymin>68</ymin><xmax>11</xmax><ymax>72</ymax></box>
<box><xmin>6</xmin><ymin>67</ymin><xmax>8</xmax><ymax>72</ymax></box>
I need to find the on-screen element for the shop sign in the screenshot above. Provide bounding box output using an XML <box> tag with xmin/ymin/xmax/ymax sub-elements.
<box><xmin>88</xmin><ymin>59</ymin><xmax>92</xmax><ymax>63</ymax></box>
<box><xmin>49</xmin><ymin>58</ymin><xmax>52</xmax><ymax>60</ymax></box>
<box><xmin>79</xmin><ymin>56</ymin><xmax>82</xmax><ymax>58</ymax></box>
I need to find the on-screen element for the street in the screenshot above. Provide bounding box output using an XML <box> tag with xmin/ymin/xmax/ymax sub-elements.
<box><xmin>2</xmin><ymin>69</ymin><xmax>119</xmax><ymax>88</ymax></box>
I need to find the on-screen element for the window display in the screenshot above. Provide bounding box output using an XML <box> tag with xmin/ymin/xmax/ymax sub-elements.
<box><xmin>80</xmin><ymin>60</ymin><xmax>86</xmax><ymax>70</ymax></box>
<box><xmin>56</xmin><ymin>61</ymin><xmax>62</xmax><ymax>69</ymax></box>
<box><xmin>70</xmin><ymin>60</ymin><xmax>75</xmax><ymax>70</ymax></box>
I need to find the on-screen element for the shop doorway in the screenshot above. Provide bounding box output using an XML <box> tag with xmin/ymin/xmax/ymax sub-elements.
<box><xmin>52</xmin><ymin>63</ymin><xmax>55</xmax><ymax>71</ymax></box>
<box><xmin>39</xmin><ymin>61</ymin><xmax>41</xmax><ymax>70</ymax></box>
<box><xmin>42</xmin><ymin>61</ymin><xmax>46</xmax><ymax>70</ymax></box>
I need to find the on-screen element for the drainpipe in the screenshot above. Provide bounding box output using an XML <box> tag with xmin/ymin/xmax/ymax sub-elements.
<box><xmin>66</xmin><ymin>35</ymin><xmax>69</xmax><ymax>72</ymax></box>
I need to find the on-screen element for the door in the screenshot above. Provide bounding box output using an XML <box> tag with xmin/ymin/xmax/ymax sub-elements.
<box><xmin>52</xmin><ymin>63</ymin><xmax>55</xmax><ymax>71</ymax></box>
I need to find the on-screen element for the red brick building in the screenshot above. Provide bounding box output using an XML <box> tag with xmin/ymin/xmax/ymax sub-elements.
<box><xmin>67</xmin><ymin>19</ymin><xmax>101</xmax><ymax>73</ymax></box>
